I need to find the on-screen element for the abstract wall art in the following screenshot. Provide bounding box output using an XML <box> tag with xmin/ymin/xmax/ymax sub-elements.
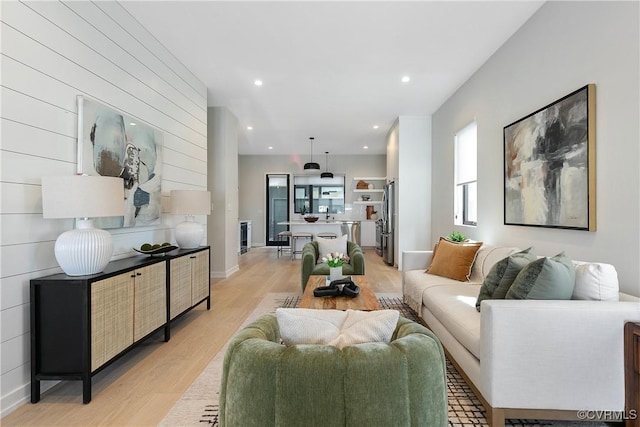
<box><xmin>77</xmin><ymin>96</ymin><xmax>163</xmax><ymax>228</ymax></box>
<box><xmin>504</xmin><ymin>84</ymin><xmax>596</xmax><ymax>231</ymax></box>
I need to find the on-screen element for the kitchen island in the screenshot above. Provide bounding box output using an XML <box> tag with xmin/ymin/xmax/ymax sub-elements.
<box><xmin>277</xmin><ymin>220</ymin><xmax>359</xmax><ymax>258</ymax></box>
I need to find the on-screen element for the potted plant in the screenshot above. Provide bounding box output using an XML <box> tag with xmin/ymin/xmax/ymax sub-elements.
<box><xmin>446</xmin><ymin>231</ymin><xmax>467</xmax><ymax>242</ymax></box>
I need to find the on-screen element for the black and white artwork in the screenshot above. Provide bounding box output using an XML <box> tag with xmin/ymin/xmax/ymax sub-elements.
<box><xmin>78</xmin><ymin>96</ymin><xmax>163</xmax><ymax>228</ymax></box>
<box><xmin>504</xmin><ymin>84</ymin><xmax>596</xmax><ymax>231</ymax></box>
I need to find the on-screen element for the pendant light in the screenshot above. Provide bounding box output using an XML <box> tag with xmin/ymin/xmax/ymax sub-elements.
<box><xmin>303</xmin><ymin>137</ymin><xmax>320</xmax><ymax>171</ymax></box>
<box><xmin>321</xmin><ymin>151</ymin><xmax>334</xmax><ymax>178</ymax></box>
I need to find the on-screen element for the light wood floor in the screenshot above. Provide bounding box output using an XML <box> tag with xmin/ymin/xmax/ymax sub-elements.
<box><xmin>2</xmin><ymin>246</ymin><xmax>401</xmax><ymax>426</ymax></box>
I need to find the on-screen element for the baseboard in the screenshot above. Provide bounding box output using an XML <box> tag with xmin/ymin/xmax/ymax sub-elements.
<box><xmin>1</xmin><ymin>380</ymin><xmax>56</xmax><ymax>418</ymax></box>
<box><xmin>210</xmin><ymin>264</ymin><xmax>239</xmax><ymax>279</ymax></box>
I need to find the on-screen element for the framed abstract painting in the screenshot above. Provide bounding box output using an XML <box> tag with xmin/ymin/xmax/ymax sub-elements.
<box><xmin>77</xmin><ymin>96</ymin><xmax>163</xmax><ymax>228</ymax></box>
<box><xmin>504</xmin><ymin>84</ymin><xmax>596</xmax><ymax>231</ymax></box>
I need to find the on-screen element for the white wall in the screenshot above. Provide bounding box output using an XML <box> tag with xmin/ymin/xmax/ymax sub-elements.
<box><xmin>386</xmin><ymin>116</ymin><xmax>432</xmax><ymax>269</ymax></box>
<box><xmin>208</xmin><ymin>107</ymin><xmax>239</xmax><ymax>278</ymax></box>
<box><xmin>0</xmin><ymin>1</ymin><xmax>207</xmax><ymax>414</ymax></box>
<box><xmin>239</xmin><ymin>155</ymin><xmax>386</xmax><ymax>247</ymax></box>
<box><xmin>397</xmin><ymin>116</ymin><xmax>432</xmax><ymax>269</ymax></box>
<box><xmin>431</xmin><ymin>1</ymin><xmax>639</xmax><ymax>295</ymax></box>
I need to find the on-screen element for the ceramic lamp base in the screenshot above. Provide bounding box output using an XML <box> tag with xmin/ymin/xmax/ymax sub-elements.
<box><xmin>55</xmin><ymin>219</ymin><xmax>113</xmax><ymax>276</ymax></box>
<box><xmin>175</xmin><ymin>216</ymin><xmax>204</xmax><ymax>249</ymax></box>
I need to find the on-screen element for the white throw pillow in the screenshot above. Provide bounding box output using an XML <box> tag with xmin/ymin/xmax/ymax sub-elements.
<box><xmin>275</xmin><ymin>308</ymin><xmax>399</xmax><ymax>349</ymax></box>
<box><xmin>316</xmin><ymin>234</ymin><xmax>348</xmax><ymax>261</ymax></box>
<box><xmin>276</xmin><ymin>308</ymin><xmax>346</xmax><ymax>345</ymax></box>
<box><xmin>572</xmin><ymin>262</ymin><xmax>619</xmax><ymax>301</ymax></box>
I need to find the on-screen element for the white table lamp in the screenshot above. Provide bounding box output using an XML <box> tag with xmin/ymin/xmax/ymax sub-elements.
<box><xmin>42</xmin><ymin>175</ymin><xmax>125</xmax><ymax>276</ymax></box>
<box><xmin>171</xmin><ymin>190</ymin><xmax>211</xmax><ymax>249</ymax></box>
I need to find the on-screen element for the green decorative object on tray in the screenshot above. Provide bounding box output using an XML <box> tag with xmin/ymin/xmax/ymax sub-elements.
<box><xmin>134</xmin><ymin>242</ymin><xmax>178</xmax><ymax>256</ymax></box>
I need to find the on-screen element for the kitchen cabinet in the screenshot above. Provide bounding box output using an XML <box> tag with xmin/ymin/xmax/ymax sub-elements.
<box><xmin>30</xmin><ymin>247</ymin><xmax>209</xmax><ymax>404</ymax></box>
<box><xmin>361</xmin><ymin>221</ymin><xmax>377</xmax><ymax>247</ymax></box>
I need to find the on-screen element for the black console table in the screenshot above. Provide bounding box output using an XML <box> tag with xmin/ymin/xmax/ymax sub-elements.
<box><xmin>30</xmin><ymin>246</ymin><xmax>210</xmax><ymax>404</ymax></box>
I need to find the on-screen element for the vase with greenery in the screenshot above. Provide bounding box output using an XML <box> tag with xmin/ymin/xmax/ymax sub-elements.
<box><xmin>322</xmin><ymin>252</ymin><xmax>349</xmax><ymax>281</ymax></box>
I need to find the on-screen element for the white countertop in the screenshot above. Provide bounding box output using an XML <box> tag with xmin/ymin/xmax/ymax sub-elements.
<box><xmin>278</xmin><ymin>220</ymin><xmax>348</xmax><ymax>225</ymax></box>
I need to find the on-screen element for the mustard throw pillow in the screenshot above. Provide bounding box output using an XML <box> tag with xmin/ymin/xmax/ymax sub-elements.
<box><xmin>426</xmin><ymin>237</ymin><xmax>483</xmax><ymax>281</ymax></box>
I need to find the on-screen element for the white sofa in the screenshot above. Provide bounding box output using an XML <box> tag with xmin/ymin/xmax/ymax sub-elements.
<box><xmin>402</xmin><ymin>245</ymin><xmax>640</xmax><ymax>427</ymax></box>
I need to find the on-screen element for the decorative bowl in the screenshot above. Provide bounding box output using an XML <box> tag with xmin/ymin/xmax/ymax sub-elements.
<box><xmin>133</xmin><ymin>245</ymin><xmax>178</xmax><ymax>256</ymax></box>
<box><xmin>304</xmin><ymin>216</ymin><xmax>319</xmax><ymax>223</ymax></box>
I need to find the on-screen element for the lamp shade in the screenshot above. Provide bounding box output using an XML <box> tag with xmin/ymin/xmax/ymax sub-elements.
<box><xmin>41</xmin><ymin>175</ymin><xmax>125</xmax><ymax>276</ymax></box>
<box><xmin>42</xmin><ymin>175</ymin><xmax>125</xmax><ymax>219</ymax></box>
<box><xmin>303</xmin><ymin>136</ymin><xmax>320</xmax><ymax>171</ymax></box>
<box><xmin>321</xmin><ymin>151</ymin><xmax>333</xmax><ymax>178</ymax></box>
<box><xmin>171</xmin><ymin>190</ymin><xmax>211</xmax><ymax>215</ymax></box>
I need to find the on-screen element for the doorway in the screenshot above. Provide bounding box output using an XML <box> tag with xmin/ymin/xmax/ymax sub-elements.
<box><xmin>266</xmin><ymin>174</ymin><xmax>290</xmax><ymax>247</ymax></box>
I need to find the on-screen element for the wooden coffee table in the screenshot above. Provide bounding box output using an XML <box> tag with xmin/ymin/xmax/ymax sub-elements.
<box><xmin>299</xmin><ymin>275</ymin><xmax>382</xmax><ymax>311</ymax></box>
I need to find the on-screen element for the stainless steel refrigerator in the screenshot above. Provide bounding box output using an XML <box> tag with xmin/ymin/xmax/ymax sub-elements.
<box><xmin>381</xmin><ymin>181</ymin><xmax>395</xmax><ymax>265</ymax></box>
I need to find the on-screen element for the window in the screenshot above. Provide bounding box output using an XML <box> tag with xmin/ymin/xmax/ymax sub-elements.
<box><xmin>454</xmin><ymin>122</ymin><xmax>477</xmax><ymax>226</ymax></box>
<box><xmin>293</xmin><ymin>175</ymin><xmax>345</xmax><ymax>215</ymax></box>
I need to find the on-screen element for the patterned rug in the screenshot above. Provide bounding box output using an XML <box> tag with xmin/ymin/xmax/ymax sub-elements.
<box><xmin>159</xmin><ymin>293</ymin><xmax>608</xmax><ymax>427</ymax></box>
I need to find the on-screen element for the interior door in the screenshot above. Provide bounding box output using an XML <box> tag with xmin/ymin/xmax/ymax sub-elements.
<box><xmin>266</xmin><ymin>174</ymin><xmax>290</xmax><ymax>247</ymax></box>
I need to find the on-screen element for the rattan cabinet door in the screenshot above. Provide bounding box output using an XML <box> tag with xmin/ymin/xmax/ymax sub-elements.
<box><xmin>191</xmin><ymin>249</ymin><xmax>210</xmax><ymax>305</ymax></box>
<box><xmin>91</xmin><ymin>273</ymin><xmax>134</xmax><ymax>371</ymax></box>
<box><xmin>169</xmin><ymin>256</ymin><xmax>192</xmax><ymax>319</ymax></box>
<box><xmin>133</xmin><ymin>262</ymin><xmax>167</xmax><ymax>341</ymax></box>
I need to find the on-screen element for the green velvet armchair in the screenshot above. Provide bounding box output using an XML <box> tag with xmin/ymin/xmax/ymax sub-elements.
<box><xmin>219</xmin><ymin>314</ymin><xmax>448</xmax><ymax>427</ymax></box>
<box><xmin>301</xmin><ymin>240</ymin><xmax>365</xmax><ymax>291</ymax></box>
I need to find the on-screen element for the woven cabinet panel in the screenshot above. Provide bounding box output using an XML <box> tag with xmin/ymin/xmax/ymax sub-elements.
<box><xmin>91</xmin><ymin>280</ymin><xmax>105</xmax><ymax>371</ymax></box>
<box><xmin>170</xmin><ymin>256</ymin><xmax>192</xmax><ymax>319</ymax></box>
<box><xmin>191</xmin><ymin>250</ymin><xmax>209</xmax><ymax>305</ymax></box>
<box><xmin>91</xmin><ymin>273</ymin><xmax>134</xmax><ymax>371</ymax></box>
<box><xmin>134</xmin><ymin>263</ymin><xmax>167</xmax><ymax>341</ymax></box>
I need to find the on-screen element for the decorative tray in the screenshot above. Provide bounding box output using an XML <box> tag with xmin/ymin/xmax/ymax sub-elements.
<box><xmin>133</xmin><ymin>245</ymin><xmax>178</xmax><ymax>256</ymax></box>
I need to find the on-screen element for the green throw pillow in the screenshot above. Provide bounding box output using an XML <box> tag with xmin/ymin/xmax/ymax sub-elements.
<box><xmin>506</xmin><ymin>252</ymin><xmax>576</xmax><ymax>300</ymax></box>
<box><xmin>475</xmin><ymin>247</ymin><xmax>536</xmax><ymax>311</ymax></box>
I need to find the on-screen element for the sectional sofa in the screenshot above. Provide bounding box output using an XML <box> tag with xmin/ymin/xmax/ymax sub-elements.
<box><xmin>402</xmin><ymin>244</ymin><xmax>640</xmax><ymax>427</ymax></box>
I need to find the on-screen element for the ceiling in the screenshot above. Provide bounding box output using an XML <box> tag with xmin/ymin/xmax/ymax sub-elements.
<box><xmin>121</xmin><ymin>1</ymin><xmax>544</xmax><ymax>156</ymax></box>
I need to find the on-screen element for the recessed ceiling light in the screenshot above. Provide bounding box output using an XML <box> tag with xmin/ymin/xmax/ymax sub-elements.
<box><xmin>254</xmin><ymin>79</ymin><xmax>263</xmax><ymax>86</ymax></box>
<box><xmin>401</xmin><ymin>75</ymin><xmax>410</xmax><ymax>83</ymax></box>
<box><xmin>129</xmin><ymin>122</ymin><xmax>136</xmax><ymax>126</ymax></box>
<box><xmin>363</xmin><ymin>146</ymin><xmax>369</xmax><ymax>150</ymax></box>
<box><xmin>247</xmin><ymin>126</ymin><xmax>253</xmax><ymax>130</ymax></box>
<box><xmin>268</xmin><ymin>146</ymin><xmax>273</xmax><ymax>150</ymax></box>
<box><xmin>373</xmin><ymin>125</ymin><xmax>379</xmax><ymax>129</ymax></box>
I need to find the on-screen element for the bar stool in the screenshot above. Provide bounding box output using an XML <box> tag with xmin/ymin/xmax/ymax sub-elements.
<box><xmin>277</xmin><ymin>231</ymin><xmax>292</xmax><ymax>258</ymax></box>
<box><xmin>316</xmin><ymin>232</ymin><xmax>337</xmax><ymax>239</ymax></box>
<box><xmin>290</xmin><ymin>232</ymin><xmax>313</xmax><ymax>260</ymax></box>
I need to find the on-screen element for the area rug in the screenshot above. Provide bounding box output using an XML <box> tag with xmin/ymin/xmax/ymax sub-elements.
<box><xmin>159</xmin><ymin>293</ymin><xmax>607</xmax><ymax>427</ymax></box>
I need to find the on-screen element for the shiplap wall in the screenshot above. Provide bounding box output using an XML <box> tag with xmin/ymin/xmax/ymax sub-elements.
<box><xmin>0</xmin><ymin>1</ymin><xmax>207</xmax><ymax>414</ymax></box>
